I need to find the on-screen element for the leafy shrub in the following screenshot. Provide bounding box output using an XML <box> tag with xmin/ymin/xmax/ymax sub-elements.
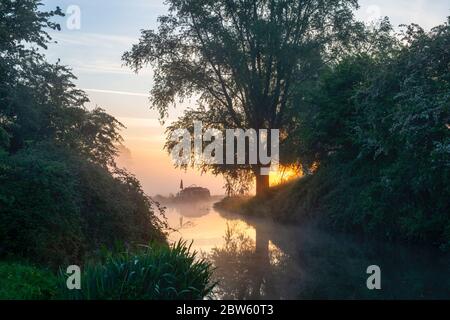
<box><xmin>57</xmin><ymin>241</ymin><xmax>215</xmax><ymax>300</ymax></box>
<box><xmin>0</xmin><ymin>262</ymin><xmax>57</xmax><ymax>300</ymax></box>
<box><xmin>0</xmin><ymin>147</ymin><xmax>85</xmax><ymax>267</ymax></box>
<box><xmin>267</xmin><ymin>19</ymin><xmax>450</xmax><ymax>248</ymax></box>
<box><xmin>0</xmin><ymin>145</ymin><xmax>166</xmax><ymax>268</ymax></box>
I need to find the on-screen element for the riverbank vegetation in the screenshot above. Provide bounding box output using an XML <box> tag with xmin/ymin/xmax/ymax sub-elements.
<box><xmin>58</xmin><ymin>241</ymin><xmax>214</xmax><ymax>300</ymax></box>
<box><xmin>1</xmin><ymin>0</ymin><xmax>448</xmax><ymax>300</ymax></box>
<box><xmin>0</xmin><ymin>242</ymin><xmax>214</xmax><ymax>300</ymax></box>
<box><xmin>218</xmin><ymin>17</ymin><xmax>450</xmax><ymax>249</ymax></box>
<box><xmin>0</xmin><ymin>0</ymin><xmax>213</xmax><ymax>299</ymax></box>
<box><xmin>0</xmin><ymin>262</ymin><xmax>58</xmax><ymax>300</ymax></box>
<box><xmin>125</xmin><ymin>0</ymin><xmax>448</xmax><ymax>251</ymax></box>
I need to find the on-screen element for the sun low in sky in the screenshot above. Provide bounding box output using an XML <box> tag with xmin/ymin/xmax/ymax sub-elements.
<box><xmin>42</xmin><ymin>0</ymin><xmax>449</xmax><ymax>196</ymax></box>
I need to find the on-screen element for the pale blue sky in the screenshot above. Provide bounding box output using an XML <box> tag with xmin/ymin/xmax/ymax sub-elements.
<box><xmin>42</xmin><ymin>0</ymin><xmax>450</xmax><ymax>119</ymax></box>
<box><xmin>44</xmin><ymin>0</ymin><xmax>450</xmax><ymax>118</ymax></box>
<box><xmin>40</xmin><ymin>0</ymin><xmax>450</xmax><ymax>195</ymax></box>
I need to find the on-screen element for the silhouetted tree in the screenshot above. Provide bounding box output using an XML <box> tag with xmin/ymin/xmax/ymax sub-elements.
<box><xmin>123</xmin><ymin>0</ymin><xmax>362</xmax><ymax>194</ymax></box>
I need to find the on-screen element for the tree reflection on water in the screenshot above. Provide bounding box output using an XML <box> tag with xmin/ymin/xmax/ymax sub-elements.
<box><xmin>208</xmin><ymin>215</ymin><xmax>450</xmax><ymax>300</ymax></box>
<box><xmin>208</xmin><ymin>222</ymin><xmax>293</xmax><ymax>299</ymax></box>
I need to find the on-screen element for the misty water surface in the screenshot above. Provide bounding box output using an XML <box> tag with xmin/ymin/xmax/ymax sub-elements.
<box><xmin>164</xmin><ymin>199</ymin><xmax>450</xmax><ymax>300</ymax></box>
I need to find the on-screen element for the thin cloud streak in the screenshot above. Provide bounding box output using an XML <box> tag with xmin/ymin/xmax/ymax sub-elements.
<box><xmin>51</xmin><ymin>32</ymin><xmax>136</xmax><ymax>47</ymax></box>
<box><xmin>82</xmin><ymin>88</ymin><xmax>149</xmax><ymax>97</ymax></box>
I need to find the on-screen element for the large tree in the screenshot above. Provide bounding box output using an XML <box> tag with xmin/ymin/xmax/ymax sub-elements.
<box><xmin>124</xmin><ymin>0</ymin><xmax>361</xmax><ymax>194</ymax></box>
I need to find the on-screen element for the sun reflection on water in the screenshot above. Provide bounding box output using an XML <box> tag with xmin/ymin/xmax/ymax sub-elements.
<box><xmin>165</xmin><ymin>200</ymin><xmax>256</xmax><ymax>253</ymax></box>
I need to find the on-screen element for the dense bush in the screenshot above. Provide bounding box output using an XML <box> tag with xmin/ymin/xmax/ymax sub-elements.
<box><xmin>241</xmin><ymin>18</ymin><xmax>450</xmax><ymax>249</ymax></box>
<box><xmin>309</xmin><ymin>20</ymin><xmax>450</xmax><ymax>248</ymax></box>
<box><xmin>57</xmin><ymin>241</ymin><xmax>215</xmax><ymax>300</ymax></box>
<box><xmin>0</xmin><ymin>145</ymin><xmax>166</xmax><ymax>268</ymax></box>
<box><xmin>0</xmin><ymin>147</ymin><xmax>84</xmax><ymax>266</ymax></box>
<box><xmin>0</xmin><ymin>262</ymin><xmax>57</xmax><ymax>300</ymax></box>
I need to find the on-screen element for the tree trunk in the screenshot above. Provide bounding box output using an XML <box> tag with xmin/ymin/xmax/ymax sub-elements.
<box><xmin>255</xmin><ymin>172</ymin><xmax>270</xmax><ymax>196</ymax></box>
<box><xmin>251</xmin><ymin>226</ymin><xmax>270</xmax><ymax>299</ymax></box>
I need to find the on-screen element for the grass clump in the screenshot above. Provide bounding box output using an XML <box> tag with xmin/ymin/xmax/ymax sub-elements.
<box><xmin>57</xmin><ymin>241</ymin><xmax>215</xmax><ymax>300</ymax></box>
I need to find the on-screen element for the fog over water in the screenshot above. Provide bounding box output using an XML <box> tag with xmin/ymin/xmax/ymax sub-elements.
<box><xmin>164</xmin><ymin>199</ymin><xmax>450</xmax><ymax>300</ymax></box>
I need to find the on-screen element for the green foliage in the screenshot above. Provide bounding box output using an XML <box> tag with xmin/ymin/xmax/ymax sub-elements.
<box><xmin>0</xmin><ymin>243</ymin><xmax>214</xmax><ymax>301</ymax></box>
<box><xmin>0</xmin><ymin>0</ymin><xmax>166</xmax><ymax>268</ymax></box>
<box><xmin>0</xmin><ymin>145</ymin><xmax>166</xmax><ymax>268</ymax></box>
<box><xmin>0</xmin><ymin>262</ymin><xmax>57</xmax><ymax>300</ymax></box>
<box><xmin>0</xmin><ymin>0</ymin><xmax>63</xmax><ymax>52</ymax></box>
<box><xmin>0</xmin><ymin>0</ymin><xmax>123</xmax><ymax>167</ymax></box>
<box><xmin>267</xmin><ymin>18</ymin><xmax>450</xmax><ymax>248</ymax></box>
<box><xmin>0</xmin><ymin>146</ymin><xmax>84</xmax><ymax>267</ymax></box>
<box><xmin>57</xmin><ymin>241</ymin><xmax>215</xmax><ymax>300</ymax></box>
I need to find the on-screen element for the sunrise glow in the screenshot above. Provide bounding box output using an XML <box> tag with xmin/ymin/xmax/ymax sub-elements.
<box><xmin>269</xmin><ymin>165</ymin><xmax>303</xmax><ymax>187</ymax></box>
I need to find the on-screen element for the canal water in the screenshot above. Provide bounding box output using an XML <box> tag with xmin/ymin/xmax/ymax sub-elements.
<box><xmin>164</xmin><ymin>199</ymin><xmax>450</xmax><ymax>300</ymax></box>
